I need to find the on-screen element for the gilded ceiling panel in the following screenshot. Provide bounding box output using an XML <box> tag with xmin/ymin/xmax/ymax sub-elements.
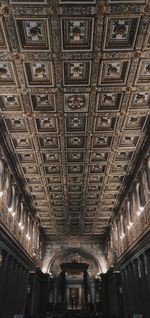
<box><xmin>0</xmin><ymin>0</ymin><xmax>150</xmax><ymax>239</ymax></box>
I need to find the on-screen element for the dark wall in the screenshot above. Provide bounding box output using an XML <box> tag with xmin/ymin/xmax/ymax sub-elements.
<box><xmin>119</xmin><ymin>230</ymin><xmax>150</xmax><ymax>318</ymax></box>
<box><xmin>25</xmin><ymin>269</ymin><xmax>49</xmax><ymax>318</ymax></box>
<box><xmin>101</xmin><ymin>230</ymin><xmax>150</xmax><ymax>318</ymax></box>
<box><xmin>100</xmin><ymin>268</ymin><xmax>123</xmax><ymax>318</ymax></box>
<box><xmin>0</xmin><ymin>225</ymin><xmax>49</xmax><ymax>318</ymax></box>
<box><xmin>0</xmin><ymin>224</ymin><xmax>33</xmax><ymax>318</ymax></box>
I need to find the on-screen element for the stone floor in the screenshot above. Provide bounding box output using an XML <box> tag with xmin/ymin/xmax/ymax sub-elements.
<box><xmin>46</xmin><ymin>310</ymin><xmax>119</xmax><ymax>318</ymax></box>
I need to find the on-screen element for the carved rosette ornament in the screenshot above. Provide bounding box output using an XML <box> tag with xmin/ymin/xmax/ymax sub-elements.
<box><xmin>35</xmin><ymin>66</ymin><xmax>46</xmax><ymax>78</ymax></box>
<box><xmin>96</xmin><ymin>52</ymin><xmax>102</xmax><ymax>60</ymax></box>
<box><xmin>11</xmin><ymin>52</ymin><xmax>23</xmax><ymax>61</ymax></box>
<box><xmin>96</xmin><ymin>4</ymin><xmax>107</xmax><ymax>14</ymax></box>
<box><xmin>136</xmin><ymin>93</ymin><xmax>145</xmax><ymax>104</ymax></box>
<box><xmin>103</xmin><ymin>95</ymin><xmax>113</xmax><ymax>105</ymax></box>
<box><xmin>107</xmin><ymin>65</ymin><xmax>118</xmax><ymax>76</ymax></box>
<box><xmin>18</xmin><ymin>87</ymin><xmax>31</xmax><ymax>95</ymax></box>
<box><xmin>126</xmin><ymin>86</ymin><xmax>136</xmax><ymax>92</ymax></box>
<box><xmin>114</xmin><ymin>23</ymin><xmax>127</xmax><ymax>36</ymax></box>
<box><xmin>49</xmin><ymin>6</ymin><xmax>59</xmax><ymax>16</ymax></box>
<box><xmin>70</xmin><ymin>96</ymin><xmax>82</xmax><ymax>109</ymax></box>
<box><xmin>133</xmin><ymin>51</ymin><xmax>141</xmax><ymax>58</ymax></box>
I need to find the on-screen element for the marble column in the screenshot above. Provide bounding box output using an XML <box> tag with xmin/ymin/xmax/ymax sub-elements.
<box><xmin>130</xmin><ymin>263</ymin><xmax>137</xmax><ymax>314</ymax></box>
<box><xmin>132</xmin><ymin>259</ymin><xmax>143</xmax><ymax>315</ymax></box>
<box><xmin>83</xmin><ymin>270</ymin><xmax>88</xmax><ymax>305</ymax></box>
<box><xmin>139</xmin><ymin>255</ymin><xmax>150</xmax><ymax>318</ymax></box>
<box><xmin>2</xmin><ymin>255</ymin><xmax>15</xmax><ymax>318</ymax></box>
<box><xmin>61</xmin><ymin>270</ymin><xmax>66</xmax><ymax>306</ymax></box>
<box><xmin>53</xmin><ymin>279</ymin><xmax>58</xmax><ymax>306</ymax></box>
<box><xmin>23</xmin><ymin>269</ymin><xmax>29</xmax><ymax>316</ymax></box>
<box><xmin>16</xmin><ymin>264</ymin><xmax>24</xmax><ymax>314</ymax></box>
<box><xmin>0</xmin><ymin>250</ymin><xmax>9</xmax><ymax>314</ymax></box>
<box><xmin>130</xmin><ymin>261</ymin><xmax>142</xmax><ymax>314</ymax></box>
<box><xmin>121</xmin><ymin>268</ymin><xmax>129</xmax><ymax>318</ymax></box>
<box><xmin>10</xmin><ymin>260</ymin><xmax>18</xmax><ymax>316</ymax></box>
<box><xmin>144</xmin><ymin>250</ymin><xmax>150</xmax><ymax>297</ymax></box>
<box><xmin>126</xmin><ymin>264</ymin><xmax>133</xmax><ymax>316</ymax></box>
<box><xmin>91</xmin><ymin>280</ymin><xmax>95</xmax><ymax>304</ymax></box>
<box><xmin>13</xmin><ymin>262</ymin><xmax>20</xmax><ymax>315</ymax></box>
<box><xmin>20</xmin><ymin>267</ymin><xmax>28</xmax><ymax>315</ymax></box>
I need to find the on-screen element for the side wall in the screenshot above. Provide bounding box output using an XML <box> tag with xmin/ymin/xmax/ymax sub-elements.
<box><xmin>119</xmin><ymin>230</ymin><xmax>150</xmax><ymax>318</ymax></box>
<box><xmin>0</xmin><ymin>224</ymin><xmax>33</xmax><ymax>318</ymax></box>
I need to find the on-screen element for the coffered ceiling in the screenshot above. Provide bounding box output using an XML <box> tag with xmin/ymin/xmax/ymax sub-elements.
<box><xmin>0</xmin><ymin>0</ymin><xmax>150</xmax><ymax>241</ymax></box>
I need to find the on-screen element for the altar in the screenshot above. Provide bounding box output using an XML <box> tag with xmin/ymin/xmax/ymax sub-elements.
<box><xmin>60</xmin><ymin>262</ymin><xmax>89</xmax><ymax>310</ymax></box>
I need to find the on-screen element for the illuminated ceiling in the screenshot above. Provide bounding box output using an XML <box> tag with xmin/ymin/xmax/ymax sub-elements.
<box><xmin>0</xmin><ymin>0</ymin><xmax>150</xmax><ymax>241</ymax></box>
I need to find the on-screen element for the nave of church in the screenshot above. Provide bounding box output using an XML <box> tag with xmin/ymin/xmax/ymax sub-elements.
<box><xmin>0</xmin><ymin>0</ymin><xmax>150</xmax><ymax>317</ymax></box>
<box><xmin>1</xmin><ymin>145</ymin><xmax>150</xmax><ymax>317</ymax></box>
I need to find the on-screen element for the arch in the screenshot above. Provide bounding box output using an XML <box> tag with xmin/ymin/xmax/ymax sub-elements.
<box><xmin>47</xmin><ymin>247</ymin><xmax>102</xmax><ymax>278</ymax></box>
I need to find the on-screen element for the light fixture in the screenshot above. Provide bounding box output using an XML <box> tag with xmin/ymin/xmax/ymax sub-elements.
<box><xmin>0</xmin><ymin>191</ymin><xmax>3</xmax><ymax>198</ymax></box>
<box><xmin>127</xmin><ymin>222</ymin><xmax>133</xmax><ymax>230</ymax></box>
<box><xmin>42</xmin><ymin>267</ymin><xmax>48</xmax><ymax>274</ymax></box>
<box><xmin>26</xmin><ymin>234</ymin><xmax>30</xmax><ymax>240</ymax></box>
<box><xmin>137</xmin><ymin>207</ymin><xmax>144</xmax><ymax>216</ymax></box>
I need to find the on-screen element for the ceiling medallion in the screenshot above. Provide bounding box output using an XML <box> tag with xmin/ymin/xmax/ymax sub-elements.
<box><xmin>35</xmin><ymin>66</ymin><xmax>46</xmax><ymax>78</ymax></box>
<box><xmin>28</xmin><ymin>24</ymin><xmax>41</xmax><ymax>38</ymax></box>
<box><xmin>103</xmin><ymin>95</ymin><xmax>113</xmax><ymax>105</ymax></box>
<box><xmin>113</xmin><ymin>22</ymin><xmax>127</xmax><ymax>37</ymax></box>
<box><xmin>136</xmin><ymin>93</ymin><xmax>146</xmax><ymax>104</ymax></box>
<box><xmin>67</xmin><ymin>95</ymin><xmax>85</xmax><ymax>110</ymax></box>
<box><xmin>5</xmin><ymin>96</ymin><xmax>16</xmax><ymax>105</ymax></box>
<box><xmin>38</xmin><ymin>95</ymin><xmax>48</xmax><ymax>104</ymax></box>
<box><xmin>107</xmin><ymin>65</ymin><xmax>118</xmax><ymax>76</ymax></box>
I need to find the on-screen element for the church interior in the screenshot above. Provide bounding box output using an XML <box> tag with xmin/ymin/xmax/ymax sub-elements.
<box><xmin>0</xmin><ymin>1</ymin><xmax>150</xmax><ymax>317</ymax></box>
